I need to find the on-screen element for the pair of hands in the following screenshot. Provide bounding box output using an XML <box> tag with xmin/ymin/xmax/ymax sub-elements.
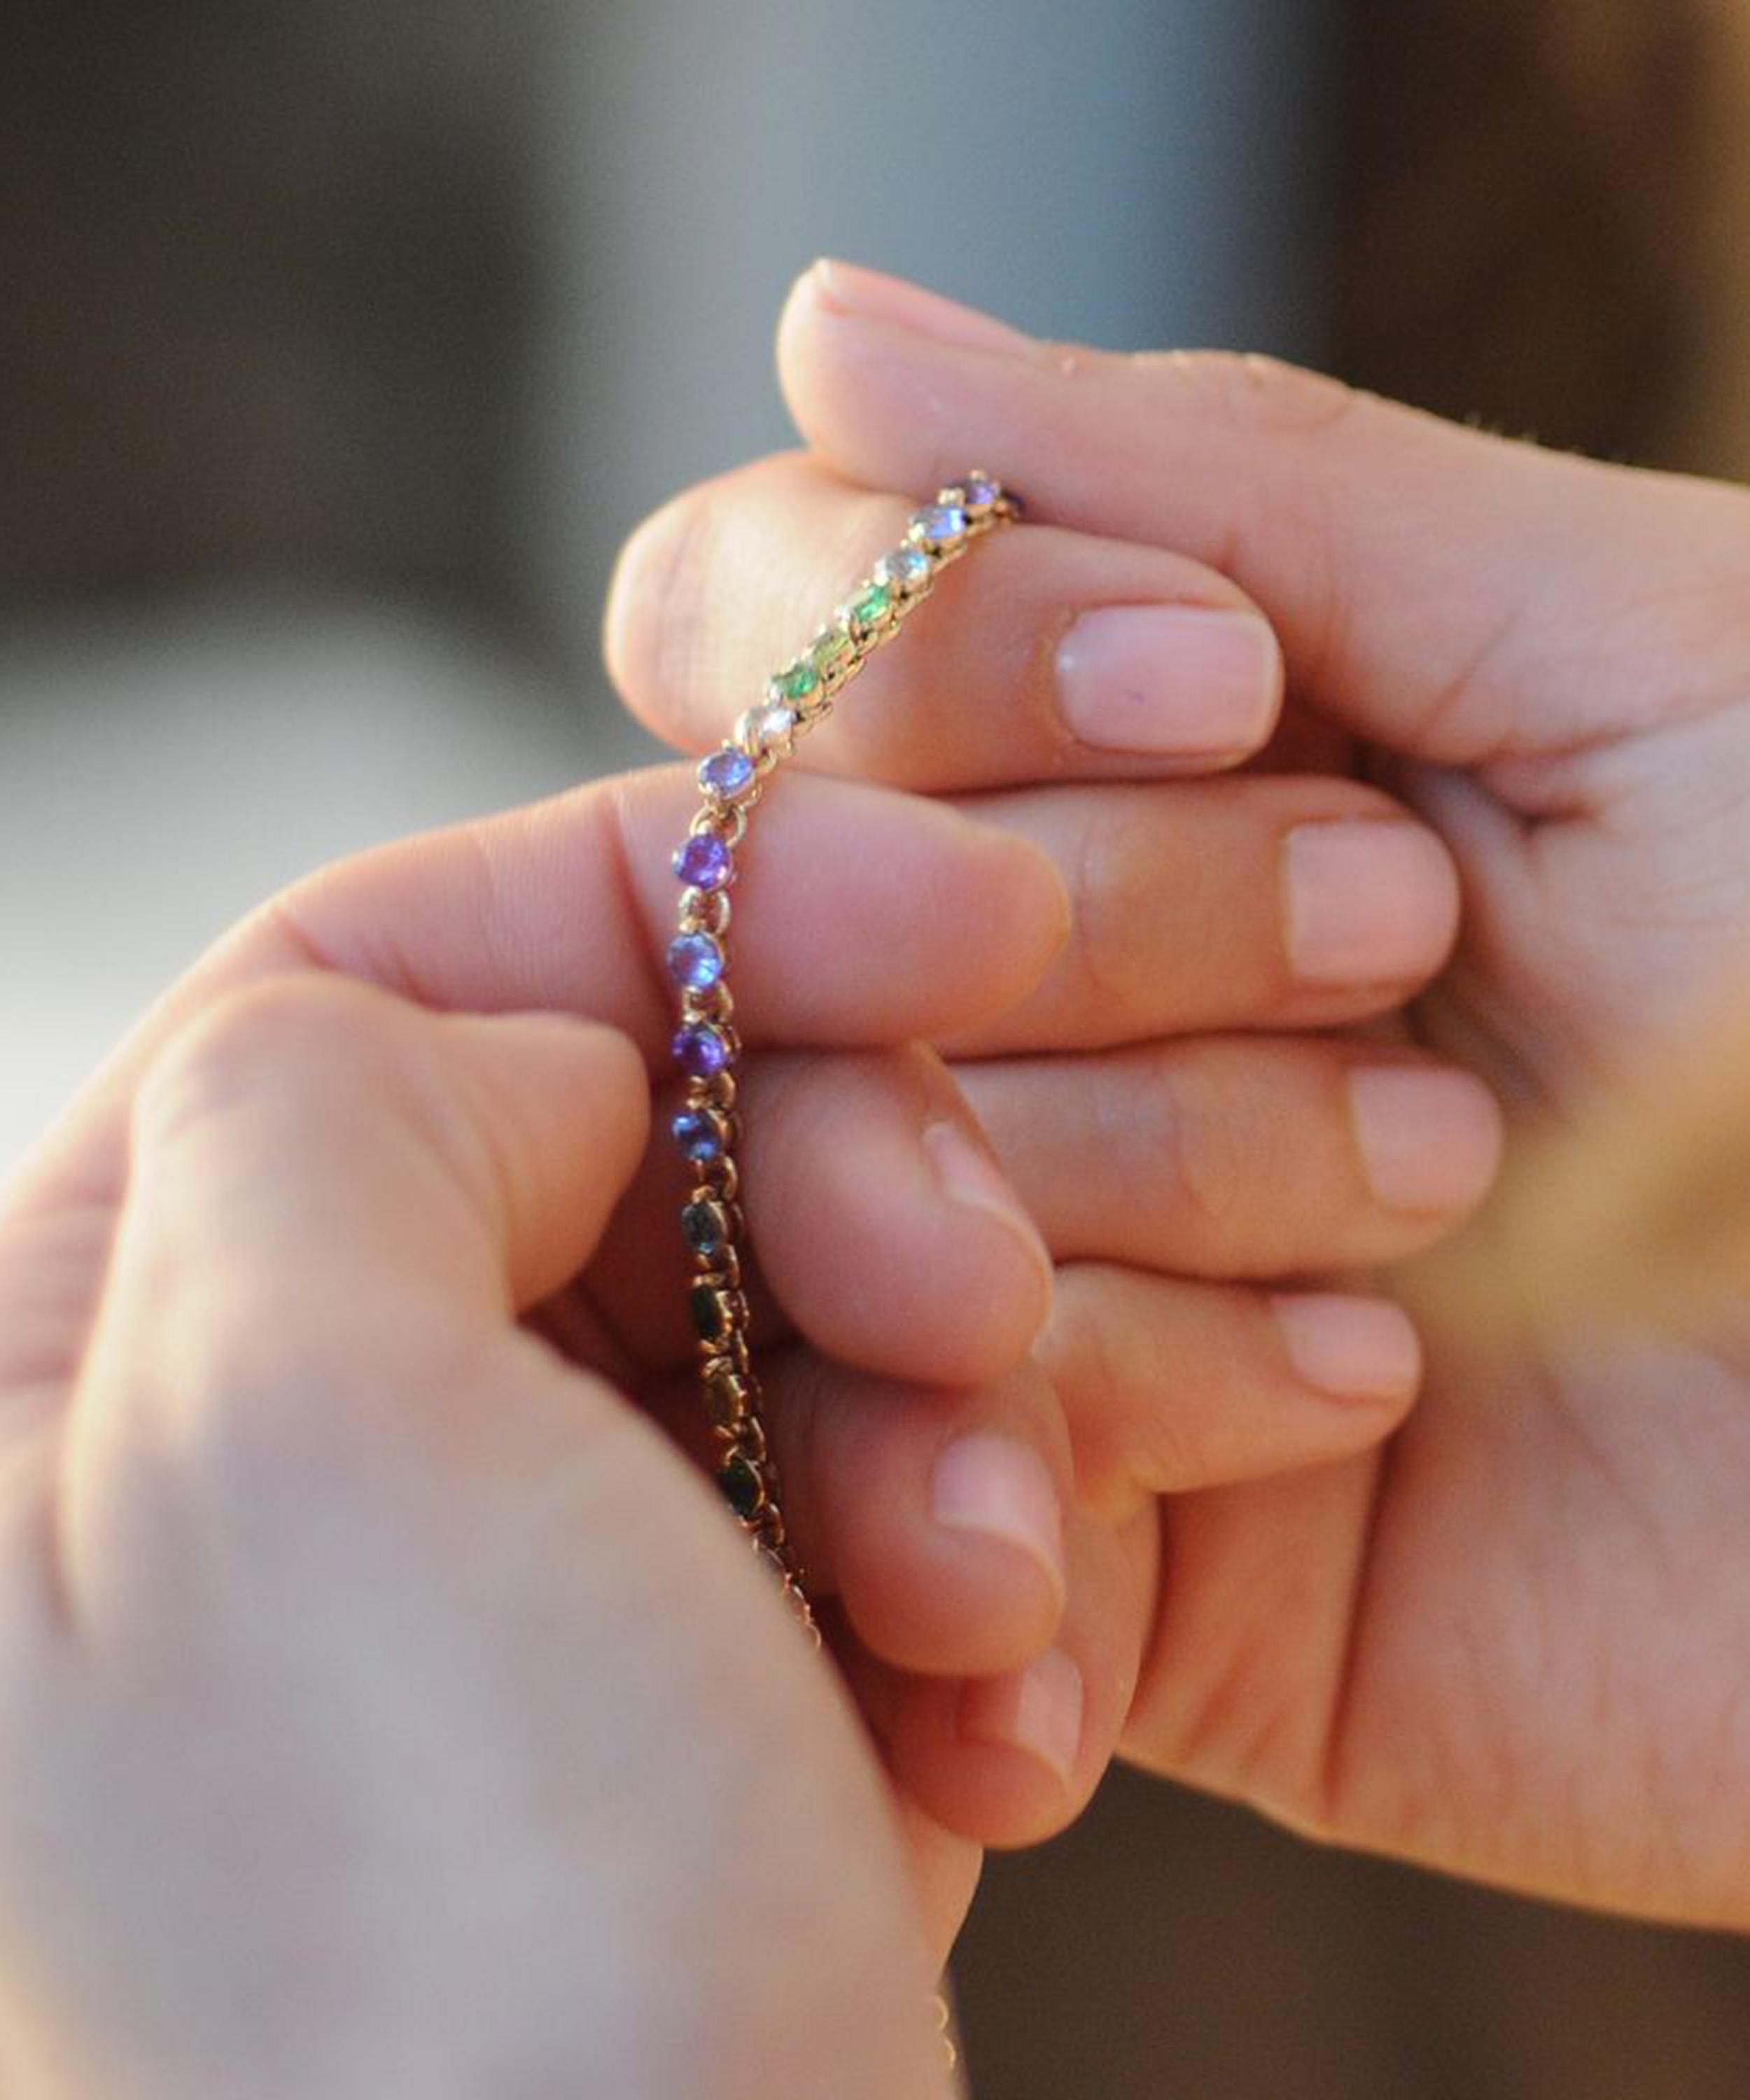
<box><xmin>4</xmin><ymin>260</ymin><xmax>1749</xmax><ymax>2094</ymax></box>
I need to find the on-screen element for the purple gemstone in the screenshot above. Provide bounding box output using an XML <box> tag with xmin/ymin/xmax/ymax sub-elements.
<box><xmin>913</xmin><ymin>503</ymin><xmax>966</xmax><ymax>548</ymax></box>
<box><xmin>699</xmin><ymin>745</ymin><xmax>755</xmax><ymax>799</ymax></box>
<box><xmin>961</xmin><ymin>472</ymin><xmax>999</xmax><ymax>507</ymax></box>
<box><xmin>673</xmin><ymin>1023</ymin><xmax>729</xmax><ymax>1077</ymax></box>
<box><xmin>666</xmin><ymin>930</ymin><xmax>724</xmax><ymax>991</ymax></box>
<box><xmin>673</xmin><ymin>831</ymin><xmax>732</xmax><ymax>890</ymax></box>
<box><xmin>671</xmin><ymin>1109</ymin><xmax>723</xmax><ymax>1162</ymax></box>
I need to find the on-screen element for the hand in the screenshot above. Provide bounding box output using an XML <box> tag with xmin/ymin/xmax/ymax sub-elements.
<box><xmin>0</xmin><ymin>762</ymin><xmax>1109</xmax><ymax>2093</ymax></box>
<box><xmin>608</xmin><ymin>260</ymin><xmax>1750</xmax><ymax>1930</ymax></box>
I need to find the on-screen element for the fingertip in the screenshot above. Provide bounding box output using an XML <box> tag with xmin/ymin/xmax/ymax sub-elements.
<box><xmin>808</xmin><ymin>1373</ymin><xmax>1072</xmax><ymax>1680</ymax></box>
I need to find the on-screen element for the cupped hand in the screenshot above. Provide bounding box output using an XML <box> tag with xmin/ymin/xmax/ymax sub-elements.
<box><xmin>610</xmin><ymin>258</ymin><xmax>1750</xmax><ymax>1930</ymax></box>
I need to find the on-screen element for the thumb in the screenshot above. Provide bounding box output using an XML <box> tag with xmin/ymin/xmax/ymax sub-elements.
<box><xmin>778</xmin><ymin>260</ymin><xmax>1750</xmax><ymax>766</ymax></box>
<box><xmin>99</xmin><ymin>971</ymin><xmax>649</xmax><ymax>1363</ymax></box>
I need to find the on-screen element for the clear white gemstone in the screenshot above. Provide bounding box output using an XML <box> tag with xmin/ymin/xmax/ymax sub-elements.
<box><xmin>740</xmin><ymin>701</ymin><xmax>797</xmax><ymax>755</ymax></box>
<box><xmin>875</xmin><ymin>545</ymin><xmax>931</xmax><ymax>591</ymax></box>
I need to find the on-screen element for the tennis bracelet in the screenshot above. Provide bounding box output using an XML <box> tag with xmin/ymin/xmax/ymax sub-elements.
<box><xmin>665</xmin><ymin>472</ymin><xmax>1020</xmax><ymax>1639</ymax></box>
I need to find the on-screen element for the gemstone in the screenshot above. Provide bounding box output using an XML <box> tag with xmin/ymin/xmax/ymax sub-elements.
<box><xmin>704</xmin><ymin>1362</ymin><xmax>749</xmax><ymax>1429</ymax></box>
<box><xmin>773</xmin><ymin>661</ymin><xmax>820</xmax><ymax>704</ymax></box>
<box><xmin>719</xmin><ymin>1450</ymin><xmax>764</xmax><ymax>1519</ymax></box>
<box><xmin>849</xmin><ymin>582</ymin><xmax>891</xmax><ymax>626</ymax></box>
<box><xmin>681</xmin><ymin>1199</ymin><xmax>727</xmax><ymax>1256</ymax></box>
<box><xmin>672</xmin><ymin>831</ymin><xmax>732</xmax><ymax>890</ymax></box>
<box><xmin>690</xmin><ymin>1283</ymin><xmax>729</xmax><ymax>1344</ymax></box>
<box><xmin>811</xmin><ymin>629</ymin><xmax>854</xmax><ymax>678</ymax></box>
<box><xmin>960</xmin><ymin>472</ymin><xmax>999</xmax><ymax>508</ymax></box>
<box><xmin>699</xmin><ymin>746</ymin><xmax>755</xmax><ymax>799</ymax></box>
<box><xmin>876</xmin><ymin>545</ymin><xmax>930</xmax><ymax>590</ymax></box>
<box><xmin>666</xmin><ymin>930</ymin><xmax>724</xmax><ymax>992</ymax></box>
<box><xmin>745</xmin><ymin>701</ymin><xmax>797</xmax><ymax>752</ymax></box>
<box><xmin>672</xmin><ymin>1023</ymin><xmax>729</xmax><ymax>1077</ymax></box>
<box><xmin>912</xmin><ymin>503</ymin><xmax>967</xmax><ymax>549</ymax></box>
<box><xmin>671</xmin><ymin>1108</ymin><xmax>724</xmax><ymax>1162</ymax></box>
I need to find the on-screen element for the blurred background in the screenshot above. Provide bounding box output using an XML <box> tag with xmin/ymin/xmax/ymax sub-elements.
<box><xmin>6</xmin><ymin>1</ymin><xmax>1750</xmax><ymax>2091</ymax></box>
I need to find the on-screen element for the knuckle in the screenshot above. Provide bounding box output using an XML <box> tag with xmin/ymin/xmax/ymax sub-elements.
<box><xmin>134</xmin><ymin>974</ymin><xmax>391</xmax><ymax>1154</ymax></box>
<box><xmin>1068</xmin><ymin>802</ymin><xmax>1171</xmax><ymax>1033</ymax></box>
<box><xmin>1130</xmin><ymin>349</ymin><xmax>1360</xmax><ymax>439</ymax></box>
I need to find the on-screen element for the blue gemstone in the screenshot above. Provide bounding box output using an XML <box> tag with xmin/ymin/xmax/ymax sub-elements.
<box><xmin>699</xmin><ymin>746</ymin><xmax>755</xmax><ymax>798</ymax></box>
<box><xmin>666</xmin><ymin>930</ymin><xmax>724</xmax><ymax>991</ymax></box>
<box><xmin>673</xmin><ymin>1023</ymin><xmax>729</xmax><ymax>1077</ymax></box>
<box><xmin>673</xmin><ymin>832</ymin><xmax>732</xmax><ymax>890</ymax></box>
<box><xmin>671</xmin><ymin>1109</ymin><xmax>723</xmax><ymax>1162</ymax></box>
<box><xmin>913</xmin><ymin>503</ymin><xmax>966</xmax><ymax>547</ymax></box>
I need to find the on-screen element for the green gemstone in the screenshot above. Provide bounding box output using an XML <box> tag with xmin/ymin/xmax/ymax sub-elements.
<box><xmin>690</xmin><ymin>1284</ymin><xmax>727</xmax><ymax>1344</ymax></box>
<box><xmin>811</xmin><ymin>629</ymin><xmax>854</xmax><ymax>677</ymax></box>
<box><xmin>773</xmin><ymin>662</ymin><xmax>818</xmax><ymax>703</ymax></box>
<box><xmin>719</xmin><ymin>1451</ymin><xmax>764</xmax><ymax>1520</ymax></box>
<box><xmin>850</xmin><ymin>582</ymin><xmax>891</xmax><ymax>626</ymax></box>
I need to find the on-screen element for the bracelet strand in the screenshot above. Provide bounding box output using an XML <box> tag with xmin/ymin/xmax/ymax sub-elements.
<box><xmin>665</xmin><ymin>472</ymin><xmax>1020</xmax><ymax>1645</ymax></box>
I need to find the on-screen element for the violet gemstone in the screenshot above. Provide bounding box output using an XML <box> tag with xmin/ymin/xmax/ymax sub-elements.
<box><xmin>673</xmin><ymin>831</ymin><xmax>732</xmax><ymax>890</ymax></box>
<box><xmin>666</xmin><ymin>930</ymin><xmax>724</xmax><ymax>991</ymax></box>
<box><xmin>699</xmin><ymin>745</ymin><xmax>755</xmax><ymax>799</ymax></box>
<box><xmin>671</xmin><ymin>1109</ymin><xmax>724</xmax><ymax>1162</ymax></box>
<box><xmin>961</xmin><ymin>472</ymin><xmax>999</xmax><ymax>507</ymax></box>
<box><xmin>673</xmin><ymin>1023</ymin><xmax>730</xmax><ymax>1077</ymax></box>
<box><xmin>914</xmin><ymin>503</ymin><xmax>966</xmax><ymax>547</ymax></box>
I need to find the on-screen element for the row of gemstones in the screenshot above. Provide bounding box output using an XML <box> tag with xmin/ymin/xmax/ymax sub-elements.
<box><xmin>664</xmin><ymin>474</ymin><xmax>1017</xmax><ymax>1606</ymax></box>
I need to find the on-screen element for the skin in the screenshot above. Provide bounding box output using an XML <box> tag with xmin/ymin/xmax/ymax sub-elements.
<box><xmin>0</xmin><ymin>743</ymin><xmax>1485</xmax><ymax>2085</ymax></box>
<box><xmin>605</xmin><ymin>258</ymin><xmax>1750</xmax><ymax>1931</ymax></box>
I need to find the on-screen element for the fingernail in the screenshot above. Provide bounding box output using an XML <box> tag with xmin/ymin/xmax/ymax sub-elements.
<box><xmin>1349</xmin><ymin>1066</ymin><xmax>1504</xmax><ymax>1214</ymax></box>
<box><xmin>931</xmin><ymin>1434</ymin><xmax>1066</xmax><ymax>1601</ymax></box>
<box><xmin>923</xmin><ymin>1121</ymin><xmax>1054</xmax><ymax>1297</ymax></box>
<box><xmin>1283</xmin><ymin>821</ymin><xmax>1457</xmax><ymax>985</ymax></box>
<box><xmin>959</xmin><ymin>1648</ymin><xmax>1084</xmax><ymax>1788</ymax></box>
<box><xmin>1057</xmin><ymin>604</ymin><xmax>1280</xmax><ymax>757</ymax></box>
<box><xmin>812</xmin><ymin>258</ymin><xmax>1035</xmax><ymax>357</ymax></box>
<box><xmin>1270</xmin><ymin>1292</ymin><xmax>1422</xmax><ymax>1400</ymax></box>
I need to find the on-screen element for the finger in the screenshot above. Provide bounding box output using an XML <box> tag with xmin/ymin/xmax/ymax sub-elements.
<box><xmin>3</xmin><ymin>768</ymin><xmax>1065</xmax><ymax>1396</ymax></box>
<box><xmin>635</xmin><ymin>1350</ymin><xmax>1070</xmax><ymax>1681</ymax></box>
<box><xmin>1039</xmin><ymin>1266</ymin><xmax>1420</xmax><ymax>1523</ymax></box>
<box><xmin>589</xmin><ymin>1046</ymin><xmax>1053</xmax><ymax>1387</ymax></box>
<box><xmin>7</xmin><ymin>767</ymin><xmax>1064</xmax><ymax>1221</ymax></box>
<box><xmin>606</xmin><ymin>451</ymin><xmax>1284</xmax><ymax>792</ymax></box>
<box><xmin>848</xmin><ymin>1499</ymin><xmax>1152</xmax><ymax>1849</ymax></box>
<box><xmin>771</xmin><ymin>1353</ymin><xmax>1074</xmax><ymax>1680</ymax></box>
<box><xmin>942</xmin><ymin>775</ymin><xmax>1459</xmax><ymax>1054</ymax></box>
<box><xmin>778</xmin><ymin>260</ymin><xmax>1750</xmax><ymax>766</ymax></box>
<box><xmin>70</xmin><ymin>975</ymin><xmax>649</xmax><ymax>1541</ymax></box>
<box><xmin>958</xmin><ymin>1037</ymin><xmax>1504</xmax><ymax>1278</ymax></box>
<box><xmin>101</xmin><ymin>974</ymin><xmax>648</xmax><ymax>1333</ymax></box>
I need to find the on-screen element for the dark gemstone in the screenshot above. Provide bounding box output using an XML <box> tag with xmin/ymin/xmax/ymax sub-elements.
<box><xmin>719</xmin><ymin>1451</ymin><xmax>764</xmax><ymax>1520</ymax></box>
<box><xmin>681</xmin><ymin>1200</ymin><xmax>727</xmax><ymax>1256</ymax></box>
<box><xmin>690</xmin><ymin>1284</ymin><xmax>727</xmax><ymax>1343</ymax></box>
<box><xmin>704</xmin><ymin>1363</ymin><xmax>748</xmax><ymax>1429</ymax></box>
<box><xmin>671</xmin><ymin>1108</ymin><xmax>724</xmax><ymax>1162</ymax></box>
